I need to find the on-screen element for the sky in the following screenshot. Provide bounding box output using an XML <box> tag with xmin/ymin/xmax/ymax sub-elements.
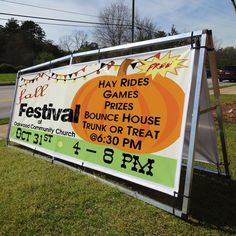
<box><xmin>0</xmin><ymin>0</ymin><xmax>235</xmax><ymax>48</ymax></box>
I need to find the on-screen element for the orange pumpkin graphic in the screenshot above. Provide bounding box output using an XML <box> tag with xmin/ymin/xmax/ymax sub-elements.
<box><xmin>71</xmin><ymin>59</ymin><xmax>185</xmax><ymax>154</ymax></box>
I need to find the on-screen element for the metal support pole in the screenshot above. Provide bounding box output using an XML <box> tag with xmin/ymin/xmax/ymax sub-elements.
<box><xmin>19</xmin><ymin>31</ymin><xmax>204</xmax><ymax>74</ymax></box>
<box><xmin>230</xmin><ymin>0</ymin><xmax>236</xmax><ymax>13</ymax></box>
<box><xmin>69</xmin><ymin>53</ymin><xmax>74</xmax><ymax>65</ymax></box>
<box><xmin>6</xmin><ymin>72</ymin><xmax>21</xmax><ymax>146</ymax></box>
<box><xmin>131</xmin><ymin>0</ymin><xmax>135</xmax><ymax>42</ymax></box>
<box><xmin>181</xmin><ymin>33</ymin><xmax>208</xmax><ymax>218</ymax></box>
<box><xmin>208</xmin><ymin>34</ymin><xmax>230</xmax><ymax>177</ymax></box>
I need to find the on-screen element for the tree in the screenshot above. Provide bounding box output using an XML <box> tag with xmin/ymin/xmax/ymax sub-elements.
<box><xmin>21</xmin><ymin>21</ymin><xmax>45</xmax><ymax>41</ymax></box>
<box><xmin>154</xmin><ymin>30</ymin><xmax>167</xmax><ymax>38</ymax></box>
<box><xmin>134</xmin><ymin>16</ymin><xmax>157</xmax><ymax>41</ymax></box>
<box><xmin>80</xmin><ymin>41</ymin><xmax>98</xmax><ymax>51</ymax></box>
<box><xmin>59</xmin><ymin>34</ymin><xmax>74</xmax><ymax>52</ymax></box>
<box><xmin>0</xmin><ymin>18</ymin><xmax>64</xmax><ymax>66</ymax></box>
<box><xmin>168</xmin><ymin>24</ymin><xmax>178</xmax><ymax>36</ymax></box>
<box><xmin>4</xmin><ymin>18</ymin><xmax>19</xmax><ymax>34</ymax></box>
<box><xmin>95</xmin><ymin>1</ymin><xmax>131</xmax><ymax>46</ymax></box>
<box><xmin>59</xmin><ymin>30</ymin><xmax>88</xmax><ymax>52</ymax></box>
<box><xmin>72</xmin><ymin>30</ymin><xmax>88</xmax><ymax>51</ymax></box>
<box><xmin>95</xmin><ymin>0</ymin><xmax>164</xmax><ymax>46</ymax></box>
<box><xmin>216</xmin><ymin>47</ymin><xmax>236</xmax><ymax>69</ymax></box>
<box><xmin>34</xmin><ymin>51</ymin><xmax>55</xmax><ymax>64</ymax></box>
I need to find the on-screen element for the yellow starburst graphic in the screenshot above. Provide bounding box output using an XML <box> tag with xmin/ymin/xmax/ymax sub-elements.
<box><xmin>138</xmin><ymin>52</ymin><xmax>187</xmax><ymax>79</ymax></box>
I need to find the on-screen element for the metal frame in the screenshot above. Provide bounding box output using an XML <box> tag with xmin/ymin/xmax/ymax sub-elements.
<box><xmin>6</xmin><ymin>30</ymin><xmax>230</xmax><ymax>219</ymax></box>
<box><xmin>182</xmin><ymin>33</ymin><xmax>208</xmax><ymax>217</ymax></box>
<box><xmin>207</xmin><ymin>34</ymin><xmax>230</xmax><ymax>177</ymax></box>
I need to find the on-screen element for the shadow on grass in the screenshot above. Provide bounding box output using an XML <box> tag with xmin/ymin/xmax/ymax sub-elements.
<box><xmin>58</xmin><ymin>155</ymin><xmax>236</xmax><ymax>234</ymax></box>
<box><xmin>189</xmin><ymin>172</ymin><xmax>236</xmax><ymax>234</ymax></box>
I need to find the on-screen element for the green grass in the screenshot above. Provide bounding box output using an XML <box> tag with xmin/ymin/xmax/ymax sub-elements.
<box><xmin>0</xmin><ymin>117</ymin><xmax>10</xmax><ymax>125</ymax></box>
<box><xmin>209</xmin><ymin>84</ymin><xmax>236</xmax><ymax>90</ymax></box>
<box><xmin>0</xmin><ymin>92</ymin><xmax>235</xmax><ymax>235</ymax></box>
<box><xmin>0</xmin><ymin>73</ymin><xmax>16</xmax><ymax>85</ymax></box>
<box><xmin>0</xmin><ymin>123</ymin><xmax>236</xmax><ymax>235</ymax></box>
<box><xmin>219</xmin><ymin>94</ymin><xmax>236</xmax><ymax>104</ymax></box>
<box><xmin>210</xmin><ymin>94</ymin><xmax>236</xmax><ymax>104</ymax></box>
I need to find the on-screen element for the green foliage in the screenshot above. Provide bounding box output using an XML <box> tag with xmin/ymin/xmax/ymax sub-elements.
<box><xmin>0</xmin><ymin>64</ymin><xmax>17</xmax><ymax>73</ymax></box>
<box><xmin>217</xmin><ymin>47</ymin><xmax>236</xmax><ymax>69</ymax></box>
<box><xmin>210</xmin><ymin>94</ymin><xmax>236</xmax><ymax>105</ymax></box>
<box><xmin>168</xmin><ymin>24</ymin><xmax>178</xmax><ymax>36</ymax></box>
<box><xmin>0</xmin><ymin>19</ymin><xmax>64</xmax><ymax>67</ymax></box>
<box><xmin>21</xmin><ymin>21</ymin><xmax>45</xmax><ymax>41</ymax></box>
<box><xmin>80</xmin><ymin>41</ymin><xmax>99</xmax><ymax>51</ymax></box>
<box><xmin>34</xmin><ymin>51</ymin><xmax>55</xmax><ymax>64</ymax></box>
<box><xmin>4</xmin><ymin>18</ymin><xmax>19</xmax><ymax>34</ymax></box>
<box><xmin>0</xmin><ymin>73</ymin><xmax>16</xmax><ymax>85</ymax></box>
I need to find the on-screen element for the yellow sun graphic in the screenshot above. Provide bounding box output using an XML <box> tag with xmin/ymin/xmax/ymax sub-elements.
<box><xmin>138</xmin><ymin>52</ymin><xmax>187</xmax><ymax>79</ymax></box>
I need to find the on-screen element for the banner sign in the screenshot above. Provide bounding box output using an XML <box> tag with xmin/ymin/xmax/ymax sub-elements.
<box><xmin>9</xmin><ymin>46</ymin><xmax>195</xmax><ymax>195</ymax></box>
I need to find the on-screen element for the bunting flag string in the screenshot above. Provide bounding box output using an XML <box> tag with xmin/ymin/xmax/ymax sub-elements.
<box><xmin>19</xmin><ymin>54</ymin><xmax>157</xmax><ymax>87</ymax></box>
<box><xmin>131</xmin><ymin>62</ymin><xmax>138</xmax><ymax>69</ymax></box>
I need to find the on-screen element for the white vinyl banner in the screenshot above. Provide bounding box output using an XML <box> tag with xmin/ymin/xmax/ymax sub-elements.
<box><xmin>9</xmin><ymin>45</ymin><xmax>195</xmax><ymax>195</ymax></box>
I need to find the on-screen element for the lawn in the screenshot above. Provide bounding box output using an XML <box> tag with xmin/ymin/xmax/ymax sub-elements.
<box><xmin>0</xmin><ymin>73</ymin><xmax>16</xmax><ymax>85</ymax></box>
<box><xmin>211</xmin><ymin>94</ymin><xmax>236</xmax><ymax>104</ymax></box>
<box><xmin>0</xmin><ymin>121</ymin><xmax>236</xmax><ymax>235</ymax></box>
<box><xmin>0</xmin><ymin>94</ymin><xmax>235</xmax><ymax>235</ymax></box>
<box><xmin>0</xmin><ymin>117</ymin><xmax>9</xmax><ymax>125</ymax></box>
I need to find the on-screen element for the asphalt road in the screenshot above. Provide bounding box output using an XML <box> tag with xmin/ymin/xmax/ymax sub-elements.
<box><xmin>0</xmin><ymin>85</ymin><xmax>15</xmax><ymax>119</ymax></box>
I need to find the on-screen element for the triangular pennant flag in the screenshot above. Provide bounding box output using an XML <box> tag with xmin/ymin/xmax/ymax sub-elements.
<box><xmin>82</xmin><ymin>66</ymin><xmax>86</xmax><ymax>72</ymax></box>
<box><xmin>64</xmin><ymin>75</ymin><xmax>67</xmax><ymax>79</ymax></box>
<box><xmin>114</xmin><ymin>65</ymin><xmax>119</xmax><ymax>71</ymax></box>
<box><xmin>21</xmin><ymin>77</ymin><xmax>24</xmax><ymax>81</ymax></box>
<box><xmin>107</xmin><ymin>64</ymin><xmax>112</xmax><ymax>70</ymax></box>
<box><xmin>74</xmin><ymin>71</ymin><xmax>78</xmax><ymax>77</ymax></box>
<box><xmin>69</xmin><ymin>73</ymin><xmax>73</xmax><ymax>78</ymax></box>
<box><xmin>131</xmin><ymin>62</ymin><xmax>138</xmax><ymax>69</ymax></box>
<box><xmin>100</xmin><ymin>63</ymin><xmax>106</xmax><ymax>69</ymax></box>
<box><xmin>154</xmin><ymin>53</ymin><xmax>161</xmax><ymax>59</ymax></box>
<box><xmin>51</xmin><ymin>72</ymin><xmax>55</xmax><ymax>77</ymax></box>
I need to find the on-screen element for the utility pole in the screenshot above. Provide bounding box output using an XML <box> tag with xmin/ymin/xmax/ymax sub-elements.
<box><xmin>230</xmin><ymin>0</ymin><xmax>236</xmax><ymax>12</ymax></box>
<box><xmin>131</xmin><ymin>0</ymin><xmax>135</xmax><ymax>42</ymax></box>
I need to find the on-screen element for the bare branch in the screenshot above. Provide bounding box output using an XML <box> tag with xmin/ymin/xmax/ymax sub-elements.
<box><xmin>58</xmin><ymin>34</ymin><xmax>73</xmax><ymax>52</ymax></box>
